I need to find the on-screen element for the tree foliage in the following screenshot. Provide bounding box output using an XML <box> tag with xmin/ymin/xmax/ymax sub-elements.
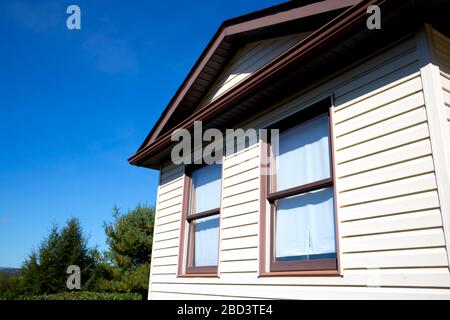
<box><xmin>102</xmin><ymin>205</ymin><xmax>154</xmax><ymax>297</ymax></box>
<box><xmin>18</xmin><ymin>218</ymin><xmax>101</xmax><ymax>295</ymax></box>
<box><xmin>1</xmin><ymin>205</ymin><xmax>155</xmax><ymax>300</ymax></box>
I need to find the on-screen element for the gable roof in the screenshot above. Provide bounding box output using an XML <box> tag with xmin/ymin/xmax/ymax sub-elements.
<box><xmin>131</xmin><ymin>1</ymin><xmax>359</xmax><ymax>154</ymax></box>
<box><xmin>129</xmin><ymin>0</ymin><xmax>449</xmax><ymax>168</ymax></box>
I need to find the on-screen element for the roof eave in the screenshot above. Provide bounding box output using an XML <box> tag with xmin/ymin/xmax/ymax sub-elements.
<box><xmin>129</xmin><ymin>0</ymin><xmax>382</xmax><ymax>168</ymax></box>
<box><xmin>135</xmin><ymin>0</ymin><xmax>361</xmax><ymax>153</ymax></box>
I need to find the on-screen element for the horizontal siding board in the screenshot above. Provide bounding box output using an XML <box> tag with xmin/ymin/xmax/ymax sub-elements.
<box><xmin>158</xmin><ymin>177</ymin><xmax>184</xmax><ymax>195</ymax></box>
<box><xmin>341</xmin><ymin>228</ymin><xmax>445</xmax><ymax>253</ymax></box>
<box><xmin>221</xmin><ymin>247</ymin><xmax>259</xmax><ymax>262</ymax></box>
<box><xmin>154</xmin><ymin>268</ymin><xmax>450</xmax><ymax>288</ymax></box>
<box><xmin>332</xmin><ymin>36</ymin><xmax>417</xmax><ymax>103</ymax></box>
<box><xmin>157</xmin><ymin>197</ymin><xmax>182</xmax><ymax>211</ymax></box>
<box><xmin>152</xmin><ymin>255</ymin><xmax>178</xmax><ymax>267</ymax></box>
<box><xmin>156</xmin><ymin>204</ymin><xmax>182</xmax><ymax>218</ymax></box>
<box><xmin>336</xmin><ymin>123</ymin><xmax>430</xmax><ymax>164</ymax></box>
<box><xmin>339</xmin><ymin>156</ymin><xmax>435</xmax><ymax>192</ymax></box>
<box><xmin>223</xmin><ymin>169</ymin><xmax>259</xmax><ymax>188</ymax></box>
<box><xmin>343</xmin><ymin>248</ymin><xmax>448</xmax><ymax>269</ymax></box>
<box><xmin>221</xmin><ymin>212</ymin><xmax>258</xmax><ymax>229</ymax></box>
<box><xmin>157</xmin><ymin>188</ymin><xmax>183</xmax><ymax>205</ymax></box>
<box><xmin>222</xmin><ymin>179</ymin><xmax>259</xmax><ymax>197</ymax></box>
<box><xmin>223</xmin><ymin>159</ymin><xmax>259</xmax><ymax>178</ymax></box>
<box><xmin>334</xmin><ymin>90</ymin><xmax>424</xmax><ymax>138</ymax></box>
<box><xmin>337</xmin><ymin>138</ymin><xmax>432</xmax><ymax>178</ymax></box>
<box><xmin>440</xmin><ymin>75</ymin><xmax>450</xmax><ymax>93</ymax></box>
<box><xmin>340</xmin><ymin>209</ymin><xmax>442</xmax><ymax>237</ymax></box>
<box><xmin>156</xmin><ymin>220</ymin><xmax>181</xmax><ymax>234</ymax></box>
<box><xmin>222</xmin><ymin>189</ymin><xmax>259</xmax><ymax>208</ymax></box>
<box><xmin>153</xmin><ymin>246</ymin><xmax>179</xmax><ymax>258</ymax></box>
<box><xmin>334</xmin><ymin>52</ymin><xmax>419</xmax><ymax>108</ymax></box>
<box><xmin>221</xmin><ymin>223</ymin><xmax>259</xmax><ymax>240</ymax></box>
<box><xmin>340</xmin><ymin>173</ymin><xmax>437</xmax><ymax>206</ymax></box>
<box><xmin>153</xmin><ymin>238</ymin><xmax>180</xmax><ymax>250</ymax></box>
<box><xmin>335</xmin><ymin>63</ymin><xmax>420</xmax><ymax>111</ymax></box>
<box><xmin>339</xmin><ymin>190</ymin><xmax>440</xmax><ymax>221</ymax></box>
<box><xmin>222</xmin><ymin>200</ymin><xmax>259</xmax><ymax>218</ymax></box>
<box><xmin>220</xmin><ymin>260</ymin><xmax>258</xmax><ymax>273</ymax></box>
<box><xmin>221</xmin><ymin>235</ymin><xmax>259</xmax><ymax>251</ymax></box>
<box><xmin>158</xmin><ymin>176</ymin><xmax>184</xmax><ymax>194</ymax></box>
<box><xmin>334</xmin><ymin>73</ymin><xmax>420</xmax><ymax>122</ymax></box>
<box><xmin>442</xmin><ymin>90</ymin><xmax>450</xmax><ymax>105</ymax></box>
<box><xmin>223</xmin><ymin>144</ymin><xmax>259</xmax><ymax>168</ymax></box>
<box><xmin>156</xmin><ymin>212</ymin><xmax>181</xmax><ymax>226</ymax></box>
<box><xmin>153</xmin><ymin>229</ymin><xmax>180</xmax><ymax>242</ymax></box>
<box><xmin>151</xmin><ymin>264</ymin><xmax>178</xmax><ymax>275</ymax></box>
<box><xmin>150</xmin><ymin>283</ymin><xmax>450</xmax><ymax>299</ymax></box>
<box><xmin>336</xmin><ymin>107</ymin><xmax>427</xmax><ymax>150</ymax></box>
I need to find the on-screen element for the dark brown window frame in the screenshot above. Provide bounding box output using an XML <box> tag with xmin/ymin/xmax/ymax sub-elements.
<box><xmin>259</xmin><ymin>97</ymin><xmax>341</xmax><ymax>276</ymax></box>
<box><xmin>177</xmin><ymin>164</ymin><xmax>222</xmax><ymax>277</ymax></box>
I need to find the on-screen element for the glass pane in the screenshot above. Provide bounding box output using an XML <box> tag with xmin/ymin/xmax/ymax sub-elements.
<box><xmin>276</xmin><ymin>115</ymin><xmax>330</xmax><ymax>191</ymax></box>
<box><xmin>275</xmin><ymin>187</ymin><xmax>336</xmax><ymax>260</ymax></box>
<box><xmin>193</xmin><ymin>215</ymin><xmax>220</xmax><ymax>266</ymax></box>
<box><xmin>192</xmin><ymin>164</ymin><xmax>222</xmax><ymax>213</ymax></box>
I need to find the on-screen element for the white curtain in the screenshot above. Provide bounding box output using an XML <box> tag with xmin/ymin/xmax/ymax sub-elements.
<box><xmin>276</xmin><ymin>115</ymin><xmax>330</xmax><ymax>191</ymax></box>
<box><xmin>276</xmin><ymin>187</ymin><xmax>336</xmax><ymax>259</ymax></box>
<box><xmin>192</xmin><ymin>164</ymin><xmax>222</xmax><ymax>213</ymax></box>
<box><xmin>194</xmin><ymin>215</ymin><xmax>220</xmax><ymax>266</ymax></box>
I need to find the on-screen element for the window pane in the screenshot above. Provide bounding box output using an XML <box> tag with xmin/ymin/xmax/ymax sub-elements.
<box><xmin>192</xmin><ymin>164</ymin><xmax>222</xmax><ymax>213</ymax></box>
<box><xmin>275</xmin><ymin>187</ymin><xmax>336</xmax><ymax>260</ymax></box>
<box><xmin>276</xmin><ymin>115</ymin><xmax>330</xmax><ymax>191</ymax></box>
<box><xmin>193</xmin><ymin>215</ymin><xmax>220</xmax><ymax>266</ymax></box>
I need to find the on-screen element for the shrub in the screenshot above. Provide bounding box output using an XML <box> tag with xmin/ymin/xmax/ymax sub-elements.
<box><xmin>19</xmin><ymin>291</ymin><xmax>142</xmax><ymax>300</ymax></box>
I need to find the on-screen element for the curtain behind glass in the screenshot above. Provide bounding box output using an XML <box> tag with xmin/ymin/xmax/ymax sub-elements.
<box><xmin>275</xmin><ymin>187</ymin><xmax>335</xmax><ymax>259</ymax></box>
<box><xmin>276</xmin><ymin>115</ymin><xmax>330</xmax><ymax>191</ymax></box>
<box><xmin>192</xmin><ymin>164</ymin><xmax>222</xmax><ymax>213</ymax></box>
<box><xmin>194</xmin><ymin>215</ymin><xmax>220</xmax><ymax>266</ymax></box>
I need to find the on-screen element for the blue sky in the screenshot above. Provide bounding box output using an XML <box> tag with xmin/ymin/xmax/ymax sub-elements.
<box><xmin>0</xmin><ymin>0</ymin><xmax>283</xmax><ymax>267</ymax></box>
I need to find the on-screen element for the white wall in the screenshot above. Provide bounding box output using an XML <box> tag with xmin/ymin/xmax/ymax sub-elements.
<box><xmin>148</xmin><ymin>28</ymin><xmax>450</xmax><ymax>299</ymax></box>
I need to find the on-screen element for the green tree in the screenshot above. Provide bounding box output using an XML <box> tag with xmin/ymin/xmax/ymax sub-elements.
<box><xmin>0</xmin><ymin>272</ymin><xmax>11</xmax><ymax>297</ymax></box>
<box><xmin>102</xmin><ymin>205</ymin><xmax>154</xmax><ymax>297</ymax></box>
<box><xmin>19</xmin><ymin>218</ymin><xmax>101</xmax><ymax>295</ymax></box>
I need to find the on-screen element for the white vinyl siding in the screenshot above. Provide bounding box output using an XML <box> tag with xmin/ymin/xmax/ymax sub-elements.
<box><xmin>149</xmin><ymin>29</ymin><xmax>450</xmax><ymax>299</ymax></box>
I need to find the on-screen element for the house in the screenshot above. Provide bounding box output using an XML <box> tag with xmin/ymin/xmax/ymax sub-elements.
<box><xmin>129</xmin><ymin>0</ymin><xmax>450</xmax><ymax>299</ymax></box>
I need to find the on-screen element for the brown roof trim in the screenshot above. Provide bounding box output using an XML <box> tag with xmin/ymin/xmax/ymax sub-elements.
<box><xmin>224</xmin><ymin>0</ymin><xmax>360</xmax><ymax>36</ymax></box>
<box><xmin>137</xmin><ymin>0</ymin><xmax>360</xmax><ymax>150</ymax></box>
<box><xmin>129</xmin><ymin>0</ymin><xmax>381</xmax><ymax>167</ymax></box>
<box><xmin>143</xmin><ymin>30</ymin><xmax>225</xmax><ymax>146</ymax></box>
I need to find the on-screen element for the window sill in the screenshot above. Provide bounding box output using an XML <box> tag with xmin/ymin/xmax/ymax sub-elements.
<box><xmin>259</xmin><ymin>270</ymin><xmax>341</xmax><ymax>277</ymax></box>
<box><xmin>177</xmin><ymin>273</ymin><xmax>219</xmax><ymax>278</ymax></box>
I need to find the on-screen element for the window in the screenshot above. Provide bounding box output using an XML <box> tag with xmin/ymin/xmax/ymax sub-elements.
<box><xmin>261</xmin><ymin>98</ymin><xmax>339</xmax><ymax>274</ymax></box>
<box><xmin>178</xmin><ymin>164</ymin><xmax>222</xmax><ymax>276</ymax></box>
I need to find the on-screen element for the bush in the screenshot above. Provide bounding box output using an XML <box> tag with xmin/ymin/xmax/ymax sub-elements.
<box><xmin>102</xmin><ymin>205</ymin><xmax>154</xmax><ymax>297</ymax></box>
<box><xmin>19</xmin><ymin>291</ymin><xmax>142</xmax><ymax>300</ymax></box>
